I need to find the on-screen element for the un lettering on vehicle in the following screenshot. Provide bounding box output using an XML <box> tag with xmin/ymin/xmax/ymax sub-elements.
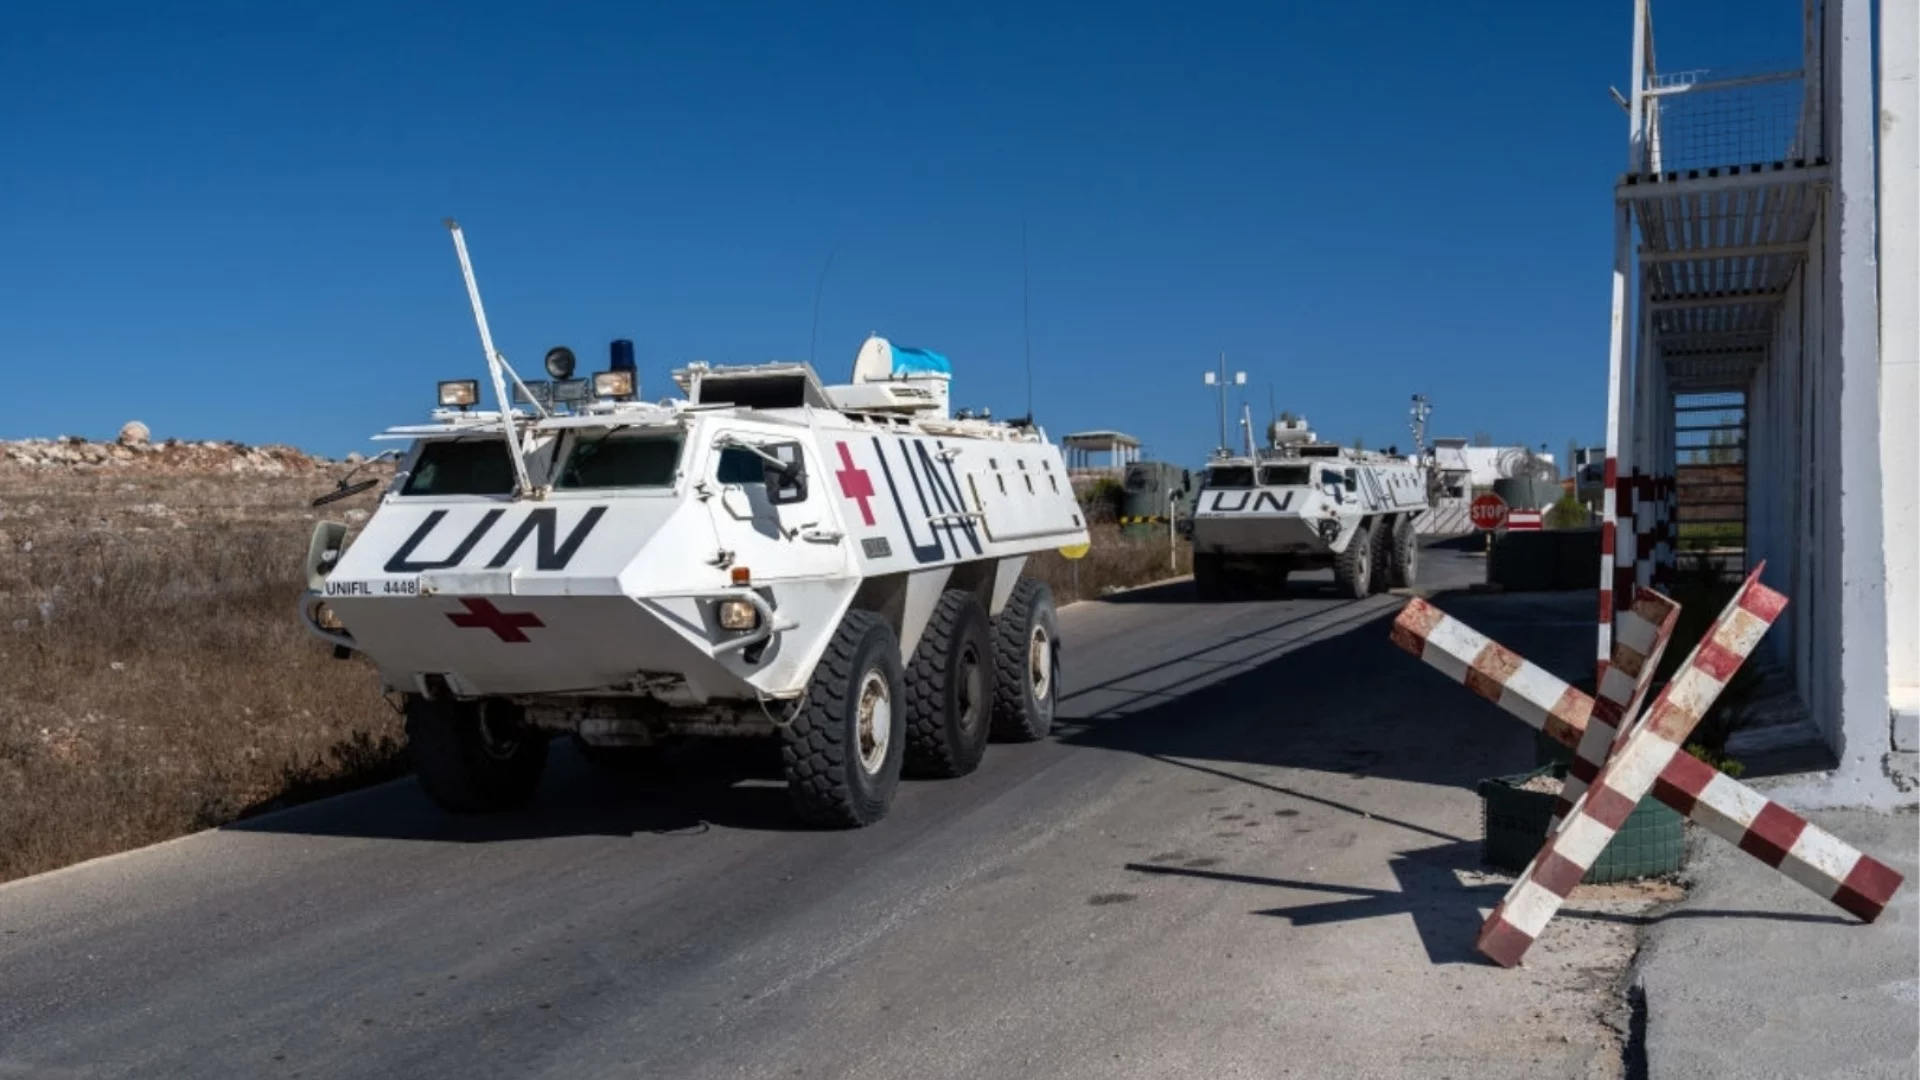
<box><xmin>859</xmin><ymin>435</ymin><xmax>984</xmax><ymax>566</ymax></box>
<box><xmin>383</xmin><ymin>506</ymin><xmax>608</xmax><ymax>574</ymax></box>
<box><xmin>1208</xmin><ymin>490</ymin><xmax>1292</xmax><ymax>513</ymax></box>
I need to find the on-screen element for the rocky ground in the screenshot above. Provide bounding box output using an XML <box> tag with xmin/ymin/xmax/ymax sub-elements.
<box><xmin>2</xmin><ymin>420</ymin><xmax>380</xmax><ymax>476</ymax></box>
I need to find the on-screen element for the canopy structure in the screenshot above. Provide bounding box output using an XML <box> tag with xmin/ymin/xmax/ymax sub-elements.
<box><xmin>1061</xmin><ymin>430</ymin><xmax>1141</xmax><ymax>474</ymax></box>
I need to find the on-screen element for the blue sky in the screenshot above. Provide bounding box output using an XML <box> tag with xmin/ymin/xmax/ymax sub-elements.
<box><xmin>1</xmin><ymin>1</ymin><xmax>1801</xmax><ymax>466</ymax></box>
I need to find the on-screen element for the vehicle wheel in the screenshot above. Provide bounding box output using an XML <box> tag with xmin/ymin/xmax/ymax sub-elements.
<box><xmin>1369</xmin><ymin>516</ymin><xmax>1396</xmax><ymax>594</ymax></box>
<box><xmin>903</xmin><ymin>589</ymin><xmax>994</xmax><ymax>779</ymax></box>
<box><xmin>1193</xmin><ymin>552</ymin><xmax>1225</xmax><ymax>601</ymax></box>
<box><xmin>1389</xmin><ymin>515</ymin><xmax>1420</xmax><ymax>588</ymax></box>
<box><xmin>405</xmin><ymin>695</ymin><xmax>549</xmax><ymax>813</ymax></box>
<box><xmin>1333</xmin><ymin>521</ymin><xmax>1373</xmax><ymax>599</ymax></box>
<box><xmin>780</xmin><ymin>609</ymin><xmax>906</xmax><ymax>827</ymax></box>
<box><xmin>989</xmin><ymin>577</ymin><xmax>1059</xmax><ymax>742</ymax></box>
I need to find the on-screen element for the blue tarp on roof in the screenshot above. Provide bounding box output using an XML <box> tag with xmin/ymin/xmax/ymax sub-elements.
<box><xmin>890</xmin><ymin>344</ymin><xmax>951</xmax><ymax>376</ymax></box>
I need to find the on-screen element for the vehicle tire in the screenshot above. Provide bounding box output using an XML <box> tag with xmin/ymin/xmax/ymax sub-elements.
<box><xmin>1369</xmin><ymin>516</ymin><xmax>1396</xmax><ymax>594</ymax></box>
<box><xmin>1193</xmin><ymin>552</ymin><xmax>1225</xmax><ymax>602</ymax></box>
<box><xmin>902</xmin><ymin>589</ymin><xmax>994</xmax><ymax>779</ymax></box>
<box><xmin>989</xmin><ymin>577</ymin><xmax>1059</xmax><ymax>742</ymax></box>
<box><xmin>1389</xmin><ymin>515</ymin><xmax>1420</xmax><ymax>589</ymax></box>
<box><xmin>780</xmin><ymin>609</ymin><xmax>906</xmax><ymax>827</ymax></box>
<box><xmin>405</xmin><ymin>695</ymin><xmax>549</xmax><ymax>813</ymax></box>
<box><xmin>1333</xmin><ymin>521</ymin><xmax>1373</xmax><ymax>599</ymax></box>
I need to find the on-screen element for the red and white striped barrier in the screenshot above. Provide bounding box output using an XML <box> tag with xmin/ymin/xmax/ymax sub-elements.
<box><xmin>1506</xmin><ymin>509</ymin><xmax>1543</xmax><ymax>532</ymax></box>
<box><xmin>1554</xmin><ymin>588</ymin><xmax>1681</xmax><ymax>825</ymax></box>
<box><xmin>1476</xmin><ymin>567</ymin><xmax>1787</xmax><ymax>966</ymax></box>
<box><xmin>1389</xmin><ymin>602</ymin><xmax>1591</xmax><ymax>750</ymax></box>
<box><xmin>1391</xmin><ymin>582</ymin><xmax>1907</xmax><ymax>951</ymax></box>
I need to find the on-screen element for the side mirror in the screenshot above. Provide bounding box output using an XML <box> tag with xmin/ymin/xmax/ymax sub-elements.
<box><xmin>765</xmin><ymin>443</ymin><xmax>808</xmax><ymax>504</ymax></box>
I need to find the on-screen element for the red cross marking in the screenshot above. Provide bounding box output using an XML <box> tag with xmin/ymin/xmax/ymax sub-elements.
<box><xmin>446</xmin><ymin>597</ymin><xmax>545</xmax><ymax>643</ymax></box>
<box><xmin>834</xmin><ymin>441</ymin><xmax>876</xmax><ymax>526</ymax></box>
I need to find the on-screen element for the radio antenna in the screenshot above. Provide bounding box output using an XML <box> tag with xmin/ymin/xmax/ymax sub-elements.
<box><xmin>810</xmin><ymin>241</ymin><xmax>840</xmax><ymax>364</ymax></box>
<box><xmin>1021</xmin><ymin>219</ymin><xmax>1034</xmax><ymax>419</ymax></box>
<box><xmin>443</xmin><ymin>218</ymin><xmax>537</xmax><ymax>498</ymax></box>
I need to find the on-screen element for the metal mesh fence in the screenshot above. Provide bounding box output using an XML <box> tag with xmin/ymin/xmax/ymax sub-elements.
<box><xmin>1643</xmin><ymin>70</ymin><xmax>1808</xmax><ymax>174</ymax></box>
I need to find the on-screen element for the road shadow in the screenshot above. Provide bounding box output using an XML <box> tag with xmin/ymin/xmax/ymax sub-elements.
<box><xmin>1098</xmin><ymin>574</ymin><xmax>1349</xmax><ymax>605</ymax></box>
<box><xmin>1126</xmin><ymin>840</ymin><xmax>1853</xmax><ymax>966</ymax></box>
<box><xmin>226</xmin><ymin>738</ymin><xmax>817</xmax><ymax>842</ymax></box>
<box><xmin>1052</xmin><ymin>587</ymin><xmax>1579</xmax><ymax>793</ymax></box>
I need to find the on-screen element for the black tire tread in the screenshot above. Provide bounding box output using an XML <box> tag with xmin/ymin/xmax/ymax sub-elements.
<box><xmin>1369</xmin><ymin>515</ymin><xmax>1395</xmax><ymax>594</ymax></box>
<box><xmin>990</xmin><ymin>578</ymin><xmax>1057</xmax><ymax>742</ymax></box>
<box><xmin>405</xmin><ymin>697</ymin><xmax>548</xmax><ymax>813</ymax></box>
<box><xmin>780</xmin><ymin>609</ymin><xmax>902</xmax><ymax>827</ymax></box>
<box><xmin>1334</xmin><ymin>521</ymin><xmax>1372</xmax><ymax>599</ymax></box>
<box><xmin>1390</xmin><ymin>515</ymin><xmax>1420</xmax><ymax>588</ymax></box>
<box><xmin>903</xmin><ymin>589</ymin><xmax>992</xmax><ymax>779</ymax></box>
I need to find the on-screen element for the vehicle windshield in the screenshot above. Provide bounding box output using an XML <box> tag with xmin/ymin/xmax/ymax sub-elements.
<box><xmin>1260</xmin><ymin>465</ymin><xmax>1311</xmax><ymax>486</ymax></box>
<box><xmin>1206</xmin><ymin>466</ymin><xmax>1254</xmax><ymax>488</ymax></box>
<box><xmin>400</xmin><ymin>438</ymin><xmax>517</xmax><ymax>496</ymax></box>
<box><xmin>555</xmin><ymin>429</ymin><xmax>684</xmax><ymax>490</ymax></box>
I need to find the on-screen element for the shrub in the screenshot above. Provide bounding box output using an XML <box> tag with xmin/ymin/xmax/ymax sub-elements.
<box><xmin>1544</xmin><ymin>492</ymin><xmax>1591</xmax><ymax>530</ymax></box>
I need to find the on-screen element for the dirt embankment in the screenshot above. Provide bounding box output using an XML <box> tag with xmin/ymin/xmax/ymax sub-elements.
<box><xmin>0</xmin><ymin>425</ymin><xmax>400</xmax><ymax>883</ymax></box>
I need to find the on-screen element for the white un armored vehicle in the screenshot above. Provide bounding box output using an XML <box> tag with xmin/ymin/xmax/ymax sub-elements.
<box><xmin>1185</xmin><ymin>415</ymin><xmax>1430</xmax><ymax>600</ymax></box>
<box><xmin>298</xmin><ymin>222</ymin><xmax>1089</xmax><ymax>827</ymax></box>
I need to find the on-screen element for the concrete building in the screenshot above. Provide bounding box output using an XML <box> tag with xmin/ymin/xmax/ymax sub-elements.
<box><xmin>1600</xmin><ymin>0</ymin><xmax>1915</xmax><ymax>807</ymax></box>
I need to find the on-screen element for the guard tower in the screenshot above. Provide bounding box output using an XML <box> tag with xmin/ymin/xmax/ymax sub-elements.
<box><xmin>1061</xmin><ymin>430</ymin><xmax>1142</xmax><ymax>479</ymax></box>
<box><xmin>1597</xmin><ymin>0</ymin><xmax>1912</xmax><ymax>806</ymax></box>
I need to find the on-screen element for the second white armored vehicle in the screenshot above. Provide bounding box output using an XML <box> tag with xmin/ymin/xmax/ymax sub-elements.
<box><xmin>1185</xmin><ymin>417</ymin><xmax>1430</xmax><ymax>600</ymax></box>
<box><xmin>298</xmin><ymin>223</ymin><xmax>1090</xmax><ymax>828</ymax></box>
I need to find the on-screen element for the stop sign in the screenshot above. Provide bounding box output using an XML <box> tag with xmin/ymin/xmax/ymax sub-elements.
<box><xmin>1470</xmin><ymin>492</ymin><xmax>1509</xmax><ymax>531</ymax></box>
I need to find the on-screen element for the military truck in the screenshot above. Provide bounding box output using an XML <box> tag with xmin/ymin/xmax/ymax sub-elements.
<box><xmin>1185</xmin><ymin>416</ymin><xmax>1430</xmax><ymax>600</ymax></box>
<box><xmin>298</xmin><ymin>222</ymin><xmax>1090</xmax><ymax>828</ymax></box>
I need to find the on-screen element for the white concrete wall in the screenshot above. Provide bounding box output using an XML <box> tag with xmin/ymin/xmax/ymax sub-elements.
<box><xmin>1882</xmin><ymin>0</ymin><xmax>1919</xmax><ymax>751</ymax></box>
<box><xmin>1774</xmin><ymin>0</ymin><xmax>1899</xmax><ymax>809</ymax></box>
<box><xmin>1748</xmin><ymin>268</ymin><xmax>1808</xmax><ymax>672</ymax></box>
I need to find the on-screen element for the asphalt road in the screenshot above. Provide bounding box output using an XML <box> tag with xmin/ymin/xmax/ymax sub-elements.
<box><xmin>0</xmin><ymin>543</ymin><xmax>1655</xmax><ymax>1079</ymax></box>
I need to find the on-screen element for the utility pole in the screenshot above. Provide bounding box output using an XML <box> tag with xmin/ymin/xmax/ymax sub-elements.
<box><xmin>1203</xmin><ymin>352</ymin><xmax>1246</xmax><ymax>454</ymax></box>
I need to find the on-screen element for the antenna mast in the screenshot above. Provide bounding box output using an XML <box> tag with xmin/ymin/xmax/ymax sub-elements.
<box><xmin>444</xmin><ymin>219</ymin><xmax>537</xmax><ymax>497</ymax></box>
<box><xmin>1409</xmin><ymin>393</ymin><xmax>1432</xmax><ymax>459</ymax></box>
<box><xmin>1021</xmin><ymin>220</ymin><xmax>1033</xmax><ymax>419</ymax></box>
<box><xmin>1203</xmin><ymin>352</ymin><xmax>1246</xmax><ymax>455</ymax></box>
<box><xmin>810</xmin><ymin>242</ymin><xmax>839</xmax><ymax>364</ymax></box>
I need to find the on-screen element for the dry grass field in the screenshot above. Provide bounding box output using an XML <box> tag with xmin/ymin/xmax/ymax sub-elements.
<box><xmin>0</xmin><ymin>450</ymin><xmax>1184</xmax><ymax>882</ymax></box>
<box><xmin>0</xmin><ymin>458</ymin><xmax>404</xmax><ymax>882</ymax></box>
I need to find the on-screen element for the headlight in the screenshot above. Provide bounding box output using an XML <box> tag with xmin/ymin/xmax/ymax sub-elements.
<box><xmin>593</xmin><ymin>370</ymin><xmax>636</xmax><ymax>399</ymax></box>
<box><xmin>717</xmin><ymin>598</ymin><xmax>760</xmax><ymax>631</ymax></box>
<box><xmin>438</xmin><ymin>379</ymin><xmax>479</xmax><ymax>407</ymax></box>
<box><xmin>316</xmin><ymin>602</ymin><xmax>344</xmax><ymax>631</ymax></box>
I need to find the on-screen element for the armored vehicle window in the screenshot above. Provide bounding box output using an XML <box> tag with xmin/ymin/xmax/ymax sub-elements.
<box><xmin>556</xmin><ymin>431</ymin><xmax>682</xmax><ymax>489</ymax></box>
<box><xmin>1123</xmin><ymin>468</ymin><xmax>1149</xmax><ymax>492</ymax></box>
<box><xmin>1206</xmin><ymin>466</ymin><xmax>1254</xmax><ymax>488</ymax></box>
<box><xmin>1260</xmin><ymin>465</ymin><xmax>1311</xmax><ymax>486</ymax></box>
<box><xmin>401</xmin><ymin>439</ymin><xmax>516</xmax><ymax>496</ymax></box>
<box><xmin>716</xmin><ymin>447</ymin><xmax>765</xmax><ymax>485</ymax></box>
